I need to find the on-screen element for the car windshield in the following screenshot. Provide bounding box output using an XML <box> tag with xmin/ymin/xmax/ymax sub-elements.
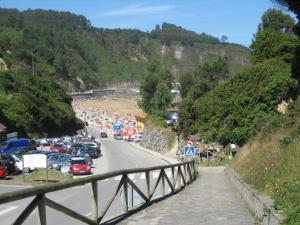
<box><xmin>59</xmin><ymin>156</ymin><xmax>70</xmax><ymax>162</ymax></box>
<box><xmin>71</xmin><ymin>159</ymin><xmax>86</xmax><ymax>164</ymax></box>
<box><xmin>81</xmin><ymin>148</ymin><xmax>93</xmax><ymax>152</ymax></box>
<box><xmin>54</xmin><ymin>144</ymin><xmax>64</xmax><ymax>147</ymax></box>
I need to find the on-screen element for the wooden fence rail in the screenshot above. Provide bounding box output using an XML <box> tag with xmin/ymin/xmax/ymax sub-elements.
<box><xmin>0</xmin><ymin>160</ymin><xmax>198</xmax><ymax>225</ymax></box>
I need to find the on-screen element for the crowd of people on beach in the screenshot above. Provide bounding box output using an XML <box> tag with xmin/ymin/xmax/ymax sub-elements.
<box><xmin>72</xmin><ymin>100</ymin><xmax>140</xmax><ymax>139</ymax></box>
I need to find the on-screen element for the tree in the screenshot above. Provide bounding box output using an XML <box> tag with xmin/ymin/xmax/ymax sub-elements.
<box><xmin>221</xmin><ymin>35</ymin><xmax>228</xmax><ymax>44</ymax></box>
<box><xmin>258</xmin><ymin>8</ymin><xmax>295</xmax><ymax>32</ymax></box>
<box><xmin>139</xmin><ymin>58</ymin><xmax>173</xmax><ymax>116</ymax></box>
<box><xmin>179</xmin><ymin>56</ymin><xmax>230</xmax><ymax>99</ymax></box>
<box><xmin>271</xmin><ymin>1</ymin><xmax>300</xmax><ymax>80</ymax></box>
<box><xmin>251</xmin><ymin>9</ymin><xmax>298</xmax><ymax>63</ymax></box>
<box><xmin>151</xmin><ymin>82</ymin><xmax>172</xmax><ymax>117</ymax></box>
<box><xmin>250</xmin><ymin>28</ymin><xmax>298</xmax><ymax>63</ymax></box>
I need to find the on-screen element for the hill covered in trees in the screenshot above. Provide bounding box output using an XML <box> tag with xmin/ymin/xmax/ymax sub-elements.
<box><xmin>179</xmin><ymin>8</ymin><xmax>298</xmax><ymax>146</ymax></box>
<box><xmin>0</xmin><ymin>8</ymin><xmax>250</xmax><ymax>137</ymax></box>
<box><xmin>0</xmin><ymin>8</ymin><xmax>249</xmax><ymax>91</ymax></box>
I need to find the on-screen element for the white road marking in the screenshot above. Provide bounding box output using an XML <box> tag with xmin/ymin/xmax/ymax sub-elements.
<box><xmin>85</xmin><ymin>212</ymin><xmax>92</xmax><ymax>217</ymax></box>
<box><xmin>0</xmin><ymin>206</ymin><xmax>18</xmax><ymax>216</ymax></box>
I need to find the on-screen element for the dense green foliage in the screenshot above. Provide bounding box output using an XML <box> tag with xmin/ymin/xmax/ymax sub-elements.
<box><xmin>179</xmin><ymin>56</ymin><xmax>229</xmax><ymax>98</ymax></box>
<box><xmin>232</xmin><ymin>97</ymin><xmax>300</xmax><ymax>225</ymax></box>
<box><xmin>0</xmin><ymin>69</ymin><xmax>83</xmax><ymax>137</ymax></box>
<box><xmin>0</xmin><ymin>8</ymin><xmax>249</xmax><ymax>90</ymax></box>
<box><xmin>150</xmin><ymin>23</ymin><xmax>220</xmax><ymax>46</ymax></box>
<box><xmin>251</xmin><ymin>9</ymin><xmax>297</xmax><ymax>63</ymax></box>
<box><xmin>231</xmin><ymin>4</ymin><xmax>300</xmax><ymax>224</ymax></box>
<box><xmin>179</xmin><ymin>9</ymin><xmax>298</xmax><ymax>145</ymax></box>
<box><xmin>139</xmin><ymin>59</ymin><xmax>173</xmax><ymax>117</ymax></box>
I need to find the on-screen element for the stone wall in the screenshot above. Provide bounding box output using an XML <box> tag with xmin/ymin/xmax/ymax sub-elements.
<box><xmin>140</xmin><ymin>126</ymin><xmax>168</xmax><ymax>152</ymax></box>
<box><xmin>225</xmin><ymin>167</ymin><xmax>283</xmax><ymax>225</ymax></box>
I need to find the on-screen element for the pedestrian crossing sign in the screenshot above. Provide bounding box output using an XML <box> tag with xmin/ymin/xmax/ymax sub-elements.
<box><xmin>184</xmin><ymin>146</ymin><xmax>195</xmax><ymax>158</ymax></box>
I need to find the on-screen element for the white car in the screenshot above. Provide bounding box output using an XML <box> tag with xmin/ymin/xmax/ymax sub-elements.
<box><xmin>10</xmin><ymin>154</ymin><xmax>23</xmax><ymax>171</ymax></box>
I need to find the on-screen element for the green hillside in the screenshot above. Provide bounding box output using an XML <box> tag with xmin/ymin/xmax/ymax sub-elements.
<box><xmin>0</xmin><ymin>8</ymin><xmax>250</xmax><ymax>137</ymax></box>
<box><xmin>0</xmin><ymin>8</ymin><xmax>249</xmax><ymax>91</ymax></box>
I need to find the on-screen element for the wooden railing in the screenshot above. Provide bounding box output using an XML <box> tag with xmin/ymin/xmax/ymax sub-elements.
<box><xmin>0</xmin><ymin>160</ymin><xmax>198</xmax><ymax>225</ymax></box>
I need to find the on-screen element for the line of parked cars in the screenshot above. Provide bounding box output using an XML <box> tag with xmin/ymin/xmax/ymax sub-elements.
<box><xmin>0</xmin><ymin>134</ymin><xmax>101</xmax><ymax>178</ymax></box>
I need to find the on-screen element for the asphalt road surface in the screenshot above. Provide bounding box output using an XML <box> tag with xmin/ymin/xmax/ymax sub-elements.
<box><xmin>0</xmin><ymin>126</ymin><xmax>167</xmax><ymax>225</ymax></box>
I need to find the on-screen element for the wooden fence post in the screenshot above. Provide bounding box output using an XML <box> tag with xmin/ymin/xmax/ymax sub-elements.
<box><xmin>123</xmin><ymin>175</ymin><xmax>128</xmax><ymax>212</ymax></box>
<box><xmin>161</xmin><ymin>169</ymin><xmax>165</xmax><ymax>196</ymax></box>
<box><xmin>146</xmin><ymin>171</ymin><xmax>150</xmax><ymax>202</ymax></box>
<box><xmin>38</xmin><ymin>194</ymin><xmax>46</xmax><ymax>225</ymax></box>
<box><xmin>91</xmin><ymin>181</ymin><xmax>98</xmax><ymax>223</ymax></box>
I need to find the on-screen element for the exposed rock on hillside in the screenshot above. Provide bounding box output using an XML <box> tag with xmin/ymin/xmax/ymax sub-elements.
<box><xmin>0</xmin><ymin>58</ymin><xmax>8</xmax><ymax>71</ymax></box>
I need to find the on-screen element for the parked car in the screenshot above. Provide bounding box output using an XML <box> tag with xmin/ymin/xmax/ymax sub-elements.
<box><xmin>9</xmin><ymin>146</ymin><xmax>38</xmax><ymax>157</ymax></box>
<box><xmin>77</xmin><ymin>153</ymin><xmax>93</xmax><ymax>166</ymax></box>
<box><xmin>52</xmin><ymin>155</ymin><xmax>71</xmax><ymax>170</ymax></box>
<box><xmin>82</xmin><ymin>142</ymin><xmax>101</xmax><ymax>157</ymax></box>
<box><xmin>48</xmin><ymin>154</ymin><xmax>65</xmax><ymax>168</ymax></box>
<box><xmin>78</xmin><ymin>146</ymin><xmax>98</xmax><ymax>159</ymax></box>
<box><xmin>50</xmin><ymin>143</ymin><xmax>67</xmax><ymax>153</ymax></box>
<box><xmin>0</xmin><ymin>138</ymin><xmax>31</xmax><ymax>153</ymax></box>
<box><xmin>9</xmin><ymin>154</ymin><xmax>22</xmax><ymax>171</ymax></box>
<box><xmin>0</xmin><ymin>160</ymin><xmax>7</xmax><ymax>179</ymax></box>
<box><xmin>68</xmin><ymin>143</ymin><xmax>84</xmax><ymax>154</ymax></box>
<box><xmin>69</xmin><ymin>157</ymin><xmax>91</xmax><ymax>175</ymax></box>
<box><xmin>36</xmin><ymin>139</ymin><xmax>49</xmax><ymax>146</ymax></box>
<box><xmin>100</xmin><ymin>132</ymin><xmax>108</xmax><ymax>138</ymax></box>
<box><xmin>126</xmin><ymin>137</ymin><xmax>135</xmax><ymax>142</ymax></box>
<box><xmin>0</xmin><ymin>154</ymin><xmax>18</xmax><ymax>175</ymax></box>
<box><xmin>114</xmin><ymin>134</ymin><xmax>123</xmax><ymax>140</ymax></box>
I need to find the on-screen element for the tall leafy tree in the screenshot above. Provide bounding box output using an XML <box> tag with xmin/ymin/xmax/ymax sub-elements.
<box><xmin>139</xmin><ymin>58</ymin><xmax>173</xmax><ymax>117</ymax></box>
<box><xmin>251</xmin><ymin>9</ymin><xmax>298</xmax><ymax>63</ymax></box>
<box><xmin>258</xmin><ymin>8</ymin><xmax>295</xmax><ymax>32</ymax></box>
<box><xmin>272</xmin><ymin>1</ymin><xmax>300</xmax><ymax>80</ymax></box>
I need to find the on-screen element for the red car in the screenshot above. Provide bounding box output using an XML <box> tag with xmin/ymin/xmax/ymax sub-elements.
<box><xmin>50</xmin><ymin>143</ymin><xmax>67</xmax><ymax>153</ymax></box>
<box><xmin>0</xmin><ymin>160</ymin><xmax>7</xmax><ymax>179</ymax></box>
<box><xmin>69</xmin><ymin>157</ymin><xmax>91</xmax><ymax>175</ymax></box>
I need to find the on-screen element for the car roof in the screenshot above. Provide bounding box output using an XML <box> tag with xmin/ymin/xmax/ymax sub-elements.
<box><xmin>71</xmin><ymin>157</ymin><xmax>85</xmax><ymax>160</ymax></box>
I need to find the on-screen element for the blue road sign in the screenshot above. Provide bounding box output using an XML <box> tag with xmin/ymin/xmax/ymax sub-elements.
<box><xmin>184</xmin><ymin>146</ymin><xmax>196</xmax><ymax>158</ymax></box>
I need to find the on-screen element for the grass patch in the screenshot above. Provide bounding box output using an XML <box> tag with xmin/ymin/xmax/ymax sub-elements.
<box><xmin>147</xmin><ymin>115</ymin><xmax>165</xmax><ymax>128</ymax></box>
<box><xmin>24</xmin><ymin>169</ymin><xmax>73</xmax><ymax>184</ymax></box>
<box><xmin>231</xmin><ymin>134</ymin><xmax>300</xmax><ymax>225</ymax></box>
<box><xmin>166</xmin><ymin>130</ymin><xmax>177</xmax><ymax>150</ymax></box>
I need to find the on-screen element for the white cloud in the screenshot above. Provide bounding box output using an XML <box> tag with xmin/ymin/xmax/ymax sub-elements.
<box><xmin>102</xmin><ymin>4</ymin><xmax>175</xmax><ymax>16</ymax></box>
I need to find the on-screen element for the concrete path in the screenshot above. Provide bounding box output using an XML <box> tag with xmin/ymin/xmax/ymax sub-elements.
<box><xmin>118</xmin><ymin>167</ymin><xmax>255</xmax><ymax>225</ymax></box>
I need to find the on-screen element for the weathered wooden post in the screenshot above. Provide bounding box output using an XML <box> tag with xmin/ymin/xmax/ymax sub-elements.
<box><xmin>91</xmin><ymin>181</ymin><xmax>98</xmax><ymax>223</ymax></box>
<box><xmin>146</xmin><ymin>171</ymin><xmax>150</xmax><ymax>202</ymax></box>
<box><xmin>161</xmin><ymin>169</ymin><xmax>165</xmax><ymax>196</ymax></box>
<box><xmin>123</xmin><ymin>175</ymin><xmax>128</xmax><ymax>212</ymax></box>
<box><xmin>38</xmin><ymin>194</ymin><xmax>46</xmax><ymax>225</ymax></box>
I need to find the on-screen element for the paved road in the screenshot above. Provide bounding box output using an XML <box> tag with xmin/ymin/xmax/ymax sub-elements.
<box><xmin>0</xmin><ymin>126</ymin><xmax>165</xmax><ymax>225</ymax></box>
<box><xmin>118</xmin><ymin>167</ymin><xmax>255</xmax><ymax>225</ymax></box>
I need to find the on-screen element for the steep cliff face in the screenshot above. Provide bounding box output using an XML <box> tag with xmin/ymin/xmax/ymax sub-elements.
<box><xmin>155</xmin><ymin>43</ymin><xmax>249</xmax><ymax>76</ymax></box>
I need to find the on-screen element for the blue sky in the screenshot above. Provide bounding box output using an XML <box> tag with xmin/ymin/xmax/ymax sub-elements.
<box><xmin>0</xmin><ymin>0</ymin><xmax>284</xmax><ymax>46</ymax></box>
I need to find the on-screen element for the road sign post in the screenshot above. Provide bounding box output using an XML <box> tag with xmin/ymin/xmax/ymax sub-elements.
<box><xmin>184</xmin><ymin>146</ymin><xmax>196</xmax><ymax>158</ymax></box>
